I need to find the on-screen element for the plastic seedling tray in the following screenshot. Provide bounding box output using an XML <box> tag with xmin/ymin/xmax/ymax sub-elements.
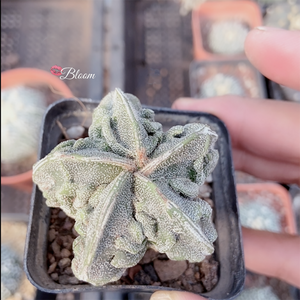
<box><xmin>189</xmin><ymin>59</ymin><xmax>267</xmax><ymax>99</ymax></box>
<box><xmin>24</xmin><ymin>99</ymin><xmax>245</xmax><ymax>299</ymax></box>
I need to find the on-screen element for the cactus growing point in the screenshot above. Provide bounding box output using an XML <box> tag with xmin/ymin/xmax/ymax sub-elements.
<box><xmin>33</xmin><ymin>89</ymin><xmax>219</xmax><ymax>286</ymax></box>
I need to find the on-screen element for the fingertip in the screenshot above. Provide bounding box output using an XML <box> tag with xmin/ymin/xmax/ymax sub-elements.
<box><xmin>245</xmin><ymin>27</ymin><xmax>271</xmax><ymax>62</ymax></box>
<box><xmin>244</xmin><ymin>28</ymin><xmax>257</xmax><ymax>62</ymax></box>
<box><xmin>173</xmin><ymin>96</ymin><xmax>242</xmax><ymax>115</ymax></box>
<box><xmin>172</xmin><ymin>98</ymin><xmax>195</xmax><ymax>110</ymax></box>
<box><xmin>245</xmin><ymin>26</ymin><xmax>285</xmax><ymax>57</ymax></box>
<box><xmin>150</xmin><ymin>291</ymin><xmax>206</xmax><ymax>300</ymax></box>
<box><xmin>244</xmin><ymin>27</ymin><xmax>300</xmax><ymax>89</ymax></box>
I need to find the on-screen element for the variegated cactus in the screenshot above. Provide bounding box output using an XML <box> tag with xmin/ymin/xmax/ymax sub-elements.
<box><xmin>33</xmin><ymin>89</ymin><xmax>219</xmax><ymax>286</ymax></box>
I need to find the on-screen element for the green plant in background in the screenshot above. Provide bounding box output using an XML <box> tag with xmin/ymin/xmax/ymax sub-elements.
<box><xmin>1</xmin><ymin>86</ymin><xmax>46</xmax><ymax>164</ymax></box>
<box><xmin>1</xmin><ymin>245</ymin><xmax>23</xmax><ymax>300</ymax></box>
<box><xmin>33</xmin><ymin>89</ymin><xmax>219</xmax><ymax>286</ymax></box>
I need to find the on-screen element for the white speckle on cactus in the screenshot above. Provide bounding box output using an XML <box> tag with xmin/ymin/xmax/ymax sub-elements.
<box><xmin>1</xmin><ymin>85</ymin><xmax>47</xmax><ymax>164</ymax></box>
<box><xmin>33</xmin><ymin>88</ymin><xmax>219</xmax><ymax>286</ymax></box>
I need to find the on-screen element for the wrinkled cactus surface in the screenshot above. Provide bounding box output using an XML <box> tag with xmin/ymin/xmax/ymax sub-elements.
<box><xmin>33</xmin><ymin>89</ymin><xmax>219</xmax><ymax>286</ymax></box>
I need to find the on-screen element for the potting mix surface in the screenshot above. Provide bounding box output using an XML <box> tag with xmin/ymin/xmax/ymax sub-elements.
<box><xmin>46</xmin><ymin>182</ymin><xmax>219</xmax><ymax>293</ymax></box>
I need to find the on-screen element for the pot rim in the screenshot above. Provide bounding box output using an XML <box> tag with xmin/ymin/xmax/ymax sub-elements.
<box><xmin>1</xmin><ymin>67</ymin><xmax>74</xmax><ymax>98</ymax></box>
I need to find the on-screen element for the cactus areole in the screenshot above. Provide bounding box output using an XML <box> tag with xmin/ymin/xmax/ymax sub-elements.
<box><xmin>33</xmin><ymin>89</ymin><xmax>219</xmax><ymax>286</ymax></box>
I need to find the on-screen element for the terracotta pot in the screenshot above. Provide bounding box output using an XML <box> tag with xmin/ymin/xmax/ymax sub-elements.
<box><xmin>1</xmin><ymin>68</ymin><xmax>74</xmax><ymax>192</ymax></box>
<box><xmin>192</xmin><ymin>1</ymin><xmax>262</xmax><ymax>60</ymax></box>
<box><xmin>236</xmin><ymin>183</ymin><xmax>297</xmax><ymax>235</ymax></box>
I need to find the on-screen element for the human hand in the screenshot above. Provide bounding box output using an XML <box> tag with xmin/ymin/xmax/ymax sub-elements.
<box><xmin>150</xmin><ymin>27</ymin><xmax>300</xmax><ymax>300</ymax></box>
<box><xmin>173</xmin><ymin>27</ymin><xmax>300</xmax><ymax>186</ymax></box>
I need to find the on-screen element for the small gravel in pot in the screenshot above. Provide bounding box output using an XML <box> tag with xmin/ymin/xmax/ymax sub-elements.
<box><xmin>47</xmin><ymin>183</ymin><xmax>219</xmax><ymax>292</ymax></box>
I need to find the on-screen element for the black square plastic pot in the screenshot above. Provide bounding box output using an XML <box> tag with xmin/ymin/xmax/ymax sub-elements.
<box><xmin>24</xmin><ymin>99</ymin><xmax>245</xmax><ymax>299</ymax></box>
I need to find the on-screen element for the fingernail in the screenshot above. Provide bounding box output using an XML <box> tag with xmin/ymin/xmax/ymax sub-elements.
<box><xmin>150</xmin><ymin>292</ymin><xmax>172</xmax><ymax>300</ymax></box>
<box><xmin>255</xmin><ymin>26</ymin><xmax>267</xmax><ymax>31</ymax></box>
<box><xmin>255</xmin><ymin>26</ymin><xmax>283</xmax><ymax>31</ymax></box>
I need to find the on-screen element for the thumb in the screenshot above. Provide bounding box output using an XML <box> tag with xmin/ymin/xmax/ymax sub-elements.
<box><xmin>172</xmin><ymin>96</ymin><xmax>242</xmax><ymax>117</ymax></box>
<box><xmin>150</xmin><ymin>291</ymin><xmax>206</xmax><ymax>300</ymax></box>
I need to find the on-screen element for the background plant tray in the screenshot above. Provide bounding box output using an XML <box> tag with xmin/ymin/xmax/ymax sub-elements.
<box><xmin>1</xmin><ymin>0</ymin><xmax>103</xmax><ymax>99</ymax></box>
<box><xmin>124</xmin><ymin>0</ymin><xmax>194</xmax><ymax>107</ymax></box>
<box><xmin>24</xmin><ymin>99</ymin><xmax>245</xmax><ymax>299</ymax></box>
<box><xmin>267</xmin><ymin>80</ymin><xmax>300</xmax><ymax>103</ymax></box>
<box><xmin>189</xmin><ymin>59</ymin><xmax>267</xmax><ymax>99</ymax></box>
<box><xmin>1</xmin><ymin>0</ymin><xmax>273</xmax><ymax>105</ymax></box>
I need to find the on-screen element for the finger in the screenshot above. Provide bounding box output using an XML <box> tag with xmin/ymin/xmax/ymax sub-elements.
<box><xmin>172</xmin><ymin>97</ymin><xmax>300</xmax><ymax>165</ymax></box>
<box><xmin>150</xmin><ymin>291</ymin><xmax>206</xmax><ymax>300</ymax></box>
<box><xmin>245</xmin><ymin>27</ymin><xmax>300</xmax><ymax>90</ymax></box>
<box><xmin>242</xmin><ymin>228</ymin><xmax>300</xmax><ymax>288</ymax></box>
<box><xmin>233</xmin><ymin>148</ymin><xmax>300</xmax><ymax>185</ymax></box>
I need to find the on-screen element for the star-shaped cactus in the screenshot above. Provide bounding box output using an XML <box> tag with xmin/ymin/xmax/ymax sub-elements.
<box><xmin>33</xmin><ymin>89</ymin><xmax>219</xmax><ymax>286</ymax></box>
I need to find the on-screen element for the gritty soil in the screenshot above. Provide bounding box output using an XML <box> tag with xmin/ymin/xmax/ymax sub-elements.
<box><xmin>46</xmin><ymin>189</ymin><xmax>219</xmax><ymax>293</ymax></box>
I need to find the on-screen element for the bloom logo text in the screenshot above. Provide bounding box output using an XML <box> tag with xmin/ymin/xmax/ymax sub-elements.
<box><xmin>50</xmin><ymin>66</ymin><xmax>95</xmax><ymax>80</ymax></box>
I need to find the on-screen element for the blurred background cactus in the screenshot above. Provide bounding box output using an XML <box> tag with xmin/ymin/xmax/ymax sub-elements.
<box><xmin>1</xmin><ymin>244</ymin><xmax>23</xmax><ymax>300</ymax></box>
<box><xmin>264</xmin><ymin>1</ymin><xmax>300</xmax><ymax>31</ymax></box>
<box><xmin>1</xmin><ymin>86</ymin><xmax>46</xmax><ymax>166</ymax></box>
<box><xmin>207</xmin><ymin>20</ymin><xmax>249</xmax><ymax>55</ymax></box>
<box><xmin>200</xmin><ymin>74</ymin><xmax>244</xmax><ymax>98</ymax></box>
